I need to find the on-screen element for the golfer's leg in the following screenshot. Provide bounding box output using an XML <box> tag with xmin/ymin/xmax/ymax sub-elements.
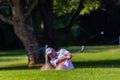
<box><xmin>56</xmin><ymin>62</ymin><xmax>64</xmax><ymax>70</ymax></box>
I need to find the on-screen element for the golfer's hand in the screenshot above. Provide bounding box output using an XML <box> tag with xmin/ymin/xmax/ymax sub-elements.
<box><xmin>66</xmin><ymin>56</ymin><xmax>71</xmax><ymax>60</ymax></box>
<box><xmin>65</xmin><ymin>53</ymin><xmax>72</xmax><ymax>60</ymax></box>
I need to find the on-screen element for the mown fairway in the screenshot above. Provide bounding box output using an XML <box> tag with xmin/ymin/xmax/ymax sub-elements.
<box><xmin>0</xmin><ymin>45</ymin><xmax>120</xmax><ymax>80</ymax></box>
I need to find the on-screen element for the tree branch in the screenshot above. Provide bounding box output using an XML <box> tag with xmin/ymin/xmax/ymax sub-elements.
<box><xmin>65</xmin><ymin>0</ymin><xmax>84</xmax><ymax>30</ymax></box>
<box><xmin>24</xmin><ymin>0</ymin><xmax>39</xmax><ymax>20</ymax></box>
<box><xmin>0</xmin><ymin>14</ymin><xmax>13</xmax><ymax>25</ymax></box>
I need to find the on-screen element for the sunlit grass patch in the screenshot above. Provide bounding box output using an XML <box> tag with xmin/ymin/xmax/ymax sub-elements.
<box><xmin>0</xmin><ymin>45</ymin><xmax>120</xmax><ymax>80</ymax></box>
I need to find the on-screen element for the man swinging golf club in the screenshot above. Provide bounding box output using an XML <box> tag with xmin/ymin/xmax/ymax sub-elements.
<box><xmin>46</xmin><ymin>47</ymin><xmax>74</xmax><ymax>70</ymax></box>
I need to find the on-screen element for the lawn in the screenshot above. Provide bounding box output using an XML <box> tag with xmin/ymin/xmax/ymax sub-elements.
<box><xmin>0</xmin><ymin>45</ymin><xmax>120</xmax><ymax>80</ymax></box>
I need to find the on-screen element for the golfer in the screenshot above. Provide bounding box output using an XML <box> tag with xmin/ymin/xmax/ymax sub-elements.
<box><xmin>46</xmin><ymin>47</ymin><xmax>74</xmax><ymax>70</ymax></box>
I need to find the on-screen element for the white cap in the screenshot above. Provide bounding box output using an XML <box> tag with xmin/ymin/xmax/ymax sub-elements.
<box><xmin>46</xmin><ymin>47</ymin><xmax>54</xmax><ymax>55</ymax></box>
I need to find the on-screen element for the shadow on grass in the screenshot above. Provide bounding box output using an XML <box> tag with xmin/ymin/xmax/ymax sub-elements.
<box><xmin>73</xmin><ymin>59</ymin><xmax>120</xmax><ymax>68</ymax></box>
<box><xmin>1</xmin><ymin>60</ymin><xmax>120</xmax><ymax>70</ymax></box>
<box><xmin>0</xmin><ymin>59</ymin><xmax>22</xmax><ymax>62</ymax></box>
<box><xmin>0</xmin><ymin>65</ymin><xmax>41</xmax><ymax>70</ymax></box>
<box><xmin>0</xmin><ymin>50</ymin><xmax>26</xmax><ymax>57</ymax></box>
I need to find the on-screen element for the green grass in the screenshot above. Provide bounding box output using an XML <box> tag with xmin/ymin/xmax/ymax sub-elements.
<box><xmin>0</xmin><ymin>45</ymin><xmax>120</xmax><ymax>80</ymax></box>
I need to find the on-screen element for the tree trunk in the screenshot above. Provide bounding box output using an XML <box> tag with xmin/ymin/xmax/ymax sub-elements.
<box><xmin>12</xmin><ymin>0</ymin><xmax>44</xmax><ymax>67</ymax></box>
<box><xmin>40</xmin><ymin>0</ymin><xmax>58</xmax><ymax>48</ymax></box>
<box><xmin>13</xmin><ymin>23</ymin><xmax>44</xmax><ymax>67</ymax></box>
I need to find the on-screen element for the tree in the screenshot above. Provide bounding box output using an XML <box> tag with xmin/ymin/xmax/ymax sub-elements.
<box><xmin>52</xmin><ymin>0</ymin><xmax>100</xmax><ymax>46</ymax></box>
<box><xmin>0</xmin><ymin>0</ymin><xmax>44</xmax><ymax>67</ymax></box>
<box><xmin>0</xmin><ymin>0</ymin><xmax>101</xmax><ymax>67</ymax></box>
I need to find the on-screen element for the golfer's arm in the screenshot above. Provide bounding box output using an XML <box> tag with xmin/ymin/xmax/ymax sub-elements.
<box><xmin>56</xmin><ymin>53</ymin><xmax>72</xmax><ymax>65</ymax></box>
<box><xmin>56</xmin><ymin>57</ymin><xmax>67</xmax><ymax>65</ymax></box>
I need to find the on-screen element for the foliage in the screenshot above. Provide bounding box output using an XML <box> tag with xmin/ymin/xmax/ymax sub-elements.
<box><xmin>0</xmin><ymin>0</ymin><xmax>2</xmax><ymax>3</ymax></box>
<box><xmin>53</xmin><ymin>0</ymin><xmax>80</xmax><ymax>16</ymax></box>
<box><xmin>0</xmin><ymin>6</ymin><xmax>11</xmax><ymax>17</ymax></box>
<box><xmin>113</xmin><ymin>0</ymin><xmax>120</xmax><ymax>6</ymax></box>
<box><xmin>53</xmin><ymin>0</ymin><xmax>100</xmax><ymax>16</ymax></box>
<box><xmin>80</xmin><ymin>0</ymin><xmax>100</xmax><ymax>15</ymax></box>
<box><xmin>71</xmin><ymin>25</ymin><xmax>80</xmax><ymax>37</ymax></box>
